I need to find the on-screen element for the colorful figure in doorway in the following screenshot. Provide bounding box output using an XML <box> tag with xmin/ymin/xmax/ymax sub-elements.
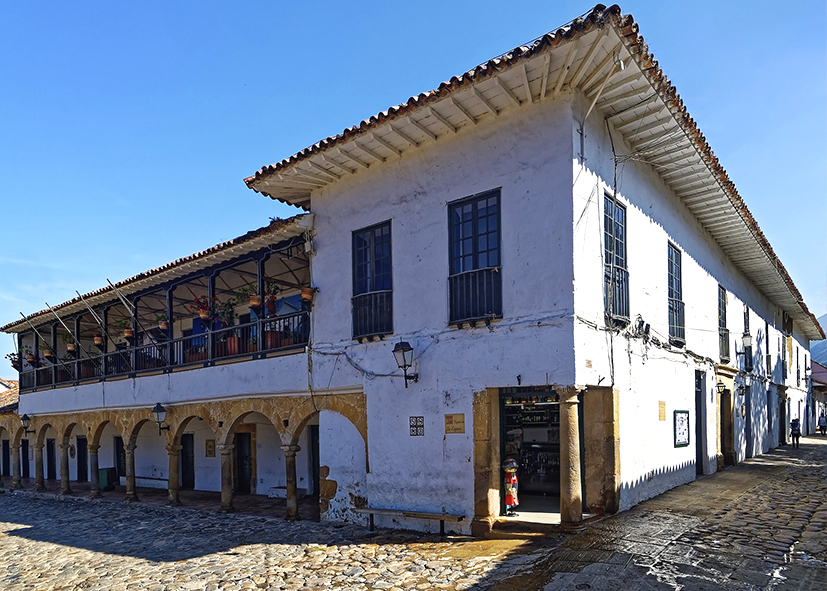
<box><xmin>790</xmin><ymin>417</ymin><xmax>801</xmax><ymax>449</ymax></box>
<box><xmin>503</xmin><ymin>456</ymin><xmax>519</xmax><ymax>516</ymax></box>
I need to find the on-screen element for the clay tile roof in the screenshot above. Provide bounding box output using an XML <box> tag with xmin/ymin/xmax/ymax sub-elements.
<box><xmin>0</xmin><ymin>380</ymin><xmax>19</xmax><ymax>414</ymax></box>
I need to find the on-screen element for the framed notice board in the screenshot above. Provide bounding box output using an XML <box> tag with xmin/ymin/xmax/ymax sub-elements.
<box><xmin>674</xmin><ymin>410</ymin><xmax>690</xmax><ymax>447</ymax></box>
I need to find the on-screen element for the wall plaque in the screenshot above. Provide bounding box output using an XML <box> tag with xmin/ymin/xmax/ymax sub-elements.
<box><xmin>444</xmin><ymin>413</ymin><xmax>465</xmax><ymax>434</ymax></box>
<box><xmin>205</xmin><ymin>439</ymin><xmax>216</xmax><ymax>457</ymax></box>
<box><xmin>674</xmin><ymin>410</ymin><xmax>690</xmax><ymax>447</ymax></box>
<box><xmin>658</xmin><ymin>401</ymin><xmax>666</xmax><ymax>421</ymax></box>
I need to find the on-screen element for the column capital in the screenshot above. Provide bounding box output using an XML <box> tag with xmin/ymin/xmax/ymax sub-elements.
<box><xmin>557</xmin><ymin>384</ymin><xmax>585</xmax><ymax>403</ymax></box>
<box><xmin>59</xmin><ymin>443</ymin><xmax>70</xmax><ymax>451</ymax></box>
<box><xmin>33</xmin><ymin>443</ymin><xmax>44</xmax><ymax>450</ymax></box>
<box><xmin>125</xmin><ymin>443</ymin><xmax>137</xmax><ymax>453</ymax></box>
<box><xmin>217</xmin><ymin>444</ymin><xmax>235</xmax><ymax>455</ymax></box>
<box><xmin>87</xmin><ymin>444</ymin><xmax>100</xmax><ymax>453</ymax></box>
<box><xmin>280</xmin><ymin>444</ymin><xmax>301</xmax><ymax>456</ymax></box>
<box><xmin>166</xmin><ymin>444</ymin><xmax>183</xmax><ymax>454</ymax></box>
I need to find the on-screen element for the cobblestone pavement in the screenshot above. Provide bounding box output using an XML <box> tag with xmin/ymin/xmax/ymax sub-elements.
<box><xmin>541</xmin><ymin>436</ymin><xmax>827</xmax><ymax>590</ymax></box>
<box><xmin>0</xmin><ymin>436</ymin><xmax>824</xmax><ymax>591</ymax></box>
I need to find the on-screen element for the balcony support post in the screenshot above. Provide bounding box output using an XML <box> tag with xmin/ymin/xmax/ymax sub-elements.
<box><xmin>257</xmin><ymin>257</ymin><xmax>266</xmax><ymax>353</ymax></box>
<box><xmin>101</xmin><ymin>307</ymin><xmax>109</xmax><ymax>376</ymax></box>
<box><xmin>208</xmin><ymin>273</ymin><xmax>216</xmax><ymax>363</ymax></box>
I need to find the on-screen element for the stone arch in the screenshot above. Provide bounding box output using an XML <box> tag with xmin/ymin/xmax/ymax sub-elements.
<box><xmin>170</xmin><ymin>412</ymin><xmax>219</xmax><ymax>446</ymax></box>
<box><xmin>221</xmin><ymin>401</ymin><xmax>286</xmax><ymax>447</ymax></box>
<box><xmin>287</xmin><ymin>393</ymin><xmax>367</xmax><ymax>454</ymax></box>
<box><xmin>90</xmin><ymin>416</ymin><xmax>126</xmax><ymax>447</ymax></box>
<box><xmin>12</xmin><ymin>425</ymin><xmax>26</xmax><ymax>446</ymax></box>
<box><xmin>127</xmin><ymin>418</ymin><xmax>153</xmax><ymax>447</ymax></box>
<box><xmin>60</xmin><ymin>421</ymin><xmax>82</xmax><ymax>445</ymax></box>
<box><xmin>35</xmin><ymin>422</ymin><xmax>55</xmax><ymax>446</ymax></box>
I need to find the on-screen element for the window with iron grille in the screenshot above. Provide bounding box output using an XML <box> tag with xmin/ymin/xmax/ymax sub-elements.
<box><xmin>448</xmin><ymin>189</ymin><xmax>501</xmax><ymax>325</ymax></box>
<box><xmin>667</xmin><ymin>243</ymin><xmax>685</xmax><ymax>346</ymax></box>
<box><xmin>352</xmin><ymin>221</ymin><xmax>392</xmax><ymax>339</ymax></box>
<box><xmin>743</xmin><ymin>305</ymin><xmax>753</xmax><ymax>373</ymax></box>
<box><xmin>718</xmin><ymin>285</ymin><xmax>729</xmax><ymax>363</ymax></box>
<box><xmin>604</xmin><ymin>194</ymin><xmax>629</xmax><ymax>324</ymax></box>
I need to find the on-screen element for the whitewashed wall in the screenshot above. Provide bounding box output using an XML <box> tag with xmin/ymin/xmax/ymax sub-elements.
<box><xmin>307</xmin><ymin>94</ymin><xmax>577</xmax><ymax>532</ymax></box>
<box><xmin>569</xmin><ymin>91</ymin><xmax>811</xmax><ymax>509</ymax></box>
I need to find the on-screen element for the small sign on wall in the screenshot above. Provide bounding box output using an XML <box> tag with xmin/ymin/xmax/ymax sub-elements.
<box><xmin>205</xmin><ymin>439</ymin><xmax>216</xmax><ymax>457</ymax></box>
<box><xmin>409</xmin><ymin>416</ymin><xmax>424</xmax><ymax>437</ymax></box>
<box><xmin>674</xmin><ymin>410</ymin><xmax>690</xmax><ymax>447</ymax></box>
<box><xmin>658</xmin><ymin>401</ymin><xmax>666</xmax><ymax>421</ymax></box>
<box><xmin>444</xmin><ymin>413</ymin><xmax>465</xmax><ymax>434</ymax></box>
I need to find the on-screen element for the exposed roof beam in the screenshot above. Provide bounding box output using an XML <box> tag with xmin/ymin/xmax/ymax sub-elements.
<box><xmin>539</xmin><ymin>53</ymin><xmax>551</xmax><ymax>100</ymax></box>
<box><xmin>407</xmin><ymin>115</ymin><xmax>438</xmax><ymax>141</ymax></box>
<box><xmin>292</xmin><ymin>168</ymin><xmax>331</xmax><ymax>185</ymax></box>
<box><xmin>371</xmin><ymin>132</ymin><xmax>402</xmax><ymax>157</ymax></box>
<box><xmin>597</xmin><ymin>85</ymin><xmax>650</xmax><ymax>109</ymax></box>
<box><xmin>661</xmin><ymin>165</ymin><xmax>707</xmax><ymax>181</ymax></box>
<box><xmin>681</xmin><ymin>190</ymin><xmax>723</xmax><ymax>205</ymax></box>
<box><xmin>321</xmin><ymin>153</ymin><xmax>354</xmax><ymax>175</ymax></box>
<box><xmin>307</xmin><ymin>160</ymin><xmax>341</xmax><ymax>180</ymax></box>
<box><xmin>495</xmin><ymin>76</ymin><xmax>521</xmax><ymax>108</ymax></box>
<box><xmin>473</xmin><ymin>86</ymin><xmax>499</xmax><ymax>117</ymax></box>
<box><xmin>353</xmin><ymin>140</ymin><xmax>386</xmax><ymax>163</ymax></box>
<box><xmin>567</xmin><ymin>30</ymin><xmax>605</xmax><ymax>90</ymax></box>
<box><xmin>451</xmin><ymin>97</ymin><xmax>477</xmax><ymax>125</ymax></box>
<box><xmin>606</xmin><ymin>93</ymin><xmax>660</xmax><ymax>120</ymax></box>
<box><xmin>551</xmin><ymin>41</ymin><xmax>578</xmax><ymax>97</ymax></box>
<box><xmin>428</xmin><ymin>106</ymin><xmax>457</xmax><ymax>133</ymax></box>
<box><xmin>578</xmin><ymin>42</ymin><xmax>620</xmax><ymax>92</ymax></box>
<box><xmin>389</xmin><ymin>124</ymin><xmax>420</xmax><ymax>147</ymax></box>
<box><xmin>337</xmin><ymin>147</ymin><xmax>370</xmax><ymax>170</ymax></box>
<box><xmin>522</xmin><ymin>63</ymin><xmax>534</xmax><ymax>103</ymax></box>
<box><xmin>586</xmin><ymin>69</ymin><xmax>640</xmax><ymax>98</ymax></box>
<box><xmin>277</xmin><ymin>173</ymin><xmax>324</xmax><ymax>189</ymax></box>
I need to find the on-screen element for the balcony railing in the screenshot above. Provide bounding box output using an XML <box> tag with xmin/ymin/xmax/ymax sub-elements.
<box><xmin>352</xmin><ymin>290</ymin><xmax>393</xmax><ymax>339</ymax></box>
<box><xmin>449</xmin><ymin>267</ymin><xmax>502</xmax><ymax>325</ymax></box>
<box><xmin>17</xmin><ymin>311</ymin><xmax>309</xmax><ymax>393</ymax></box>
<box><xmin>718</xmin><ymin>327</ymin><xmax>730</xmax><ymax>363</ymax></box>
<box><xmin>604</xmin><ymin>266</ymin><xmax>629</xmax><ymax>323</ymax></box>
<box><xmin>668</xmin><ymin>297</ymin><xmax>685</xmax><ymax>346</ymax></box>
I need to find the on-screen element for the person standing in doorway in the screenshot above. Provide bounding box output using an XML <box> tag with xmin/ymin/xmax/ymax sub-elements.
<box><xmin>818</xmin><ymin>412</ymin><xmax>826</xmax><ymax>436</ymax></box>
<box><xmin>790</xmin><ymin>417</ymin><xmax>801</xmax><ymax>449</ymax></box>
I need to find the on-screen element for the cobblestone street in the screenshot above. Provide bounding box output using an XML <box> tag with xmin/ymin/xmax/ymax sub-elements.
<box><xmin>0</xmin><ymin>437</ymin><xmax>825</xmax><ymax>591</ymax></box>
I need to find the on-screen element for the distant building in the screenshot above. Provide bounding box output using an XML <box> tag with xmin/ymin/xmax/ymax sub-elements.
<box><xmin>2</xmin><ymin>5</ymin><xmax>823</xmax><ymax>534</ymax></box>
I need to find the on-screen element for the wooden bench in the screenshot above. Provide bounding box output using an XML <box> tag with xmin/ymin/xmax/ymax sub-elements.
<box><xmin>353</xmin><ymin>507</ymin><xmax>465</xmax><ymax>536</ymax></box>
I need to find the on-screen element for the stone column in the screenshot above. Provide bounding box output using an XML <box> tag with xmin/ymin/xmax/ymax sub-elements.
<box><xmin>11</xmin><ymin>444</ymin><xmax>21</xmax><ymax>489</ymax></box>
<box><xmin>59</xmin><ymin>443</ymin><xmax>71</xmax><ymax>494</ymax></box>
<box><xmin>34</xmin><ymin>443</ymin><xmax>46</xmax><ymax>492</ymax></box>
<box><xmin>88</xmin><ymin>444</ymin><xmax>101</xmax><ymax>499</ymax></box>
<box><xmin>282</xmin><ymin>444</ymin><xmax>301</xmax><ymax>521</ymax></box>
<box><xmin>166</xmin><ymin>444</ymin><xmax>182</xmax><ymax>506</ymax></box>
<box><xmin>124</xmin><ymin>443</ymin><xmax>139</xmax><ymax>502</ymax></box>
<box><xmin>218</xmin><ymin>444</ymin><xmax>235</xmax><ymax>512</ymax></box>
<box><xmin>559</xmin><ymin>385</ymin><xmax>584</xmax><ymax>532</ymax></box>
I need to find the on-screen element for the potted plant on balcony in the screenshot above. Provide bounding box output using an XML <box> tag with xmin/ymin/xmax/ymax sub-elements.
<box><xmin>190</xmin><ymin>295</ymin><xmax>216</xmax><ymax>321</ymax></box>
<box><xmin>21</xmin><ymin>345</ymin><xmax>35</xmax><ymax>363</ymax></box>
<box><xmin>215</xmin><ymin>298</ymin><xmax>240</xmax><ymax>356</ymax></box>
<box><xmin>60</xmin><ymin>333</ymin><xmax>76</xmax><ymax>353</ymax></box>
<box><xmin>113</xmin><ymin>319</ymin><xmax>134</xmax><ymax>338</ymax></box>
<box><xmin>236</xmin><ymin>283</ymin><xmax>261</xmax><ymax>308</ymax></box>
<box><xmin>5</xmin><ymin>352</ymin><xmax>21</xmax><ymax>370</ymax></box>
<box><xmin>38</xmin><ymin>342</ymin><xmax>54</xmax><ymax>359</ymax></box>
<box><xmin>93</xmin><ymin>333</ymin><xmax>104</xmax><ymax>346</ymax></box>
<box><xmin>155</xmin><ymin>314</ymin><xmax>169</xmax><ymax>331</ymax></box>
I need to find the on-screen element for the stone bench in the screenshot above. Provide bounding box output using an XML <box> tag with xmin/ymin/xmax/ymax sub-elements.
<box><xmin>352</xmin><ymin>507</ymin><xmax>464</xmax><ymax>536</ymax></box>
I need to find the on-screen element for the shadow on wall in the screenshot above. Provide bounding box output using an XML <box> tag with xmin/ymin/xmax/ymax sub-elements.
<box><xmin>618</xmin><ymin>458</ymin><xmax>697</xmax><ymax>507</ymax></box>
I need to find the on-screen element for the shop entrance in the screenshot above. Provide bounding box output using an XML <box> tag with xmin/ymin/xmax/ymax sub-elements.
<box><xmin>499</xmin><ymin>387</ymin><xmax>560</xmax><ymax>524</ymax></box>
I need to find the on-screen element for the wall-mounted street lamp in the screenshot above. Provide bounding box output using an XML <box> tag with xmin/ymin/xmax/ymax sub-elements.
<box><xmin>737</xmin><ymin>333</ymin><xmax>753</xmax><ymax>372</ymax></box>
<box><xmin>20</xmin><ymin>414</ymin><xmax>36</xmax><ymax>435</ymax></box>
<box><xmin>392</xmin><ymin>341</ymin><xmax>418</xmax><ymax>388</ymax></box>
<box><xmin>152</xmin><ymin>403</ymin><xmax>171</xmax><ymax>436</ymax></box>
<box><xmin>716</xmin><ymin>381</ymin><xmax>726</xmax><ymax>394</ymax></box>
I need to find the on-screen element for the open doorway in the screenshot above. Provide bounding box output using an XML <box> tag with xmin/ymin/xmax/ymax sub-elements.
<box><xmin>499</xmin><ymin>388</ymin><xmax>560</xmax><ymax>524</ymax></box>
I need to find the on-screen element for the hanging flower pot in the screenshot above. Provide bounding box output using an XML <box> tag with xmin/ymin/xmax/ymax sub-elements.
<box><xmin>94</xmin><ymin>334</ymin><xmax>104</xmax><ymax>346</ymax></box>
<box><xmin>301</xmin><ymin>287</ymin><xmax>315</xmax><ymax>302</ymax></box>
<box><xmin>249</xmin><ymin>295</ymin><xmax>262</xmax><ymax>307</ymax></box>
<box><xmin>26</xmin><ymin>353</ymin><xmax>35</xmax><ymax>363</ymax></box>
<box><xmin>158</xmin><ymin>320</ymin><xmax>169</xmax><ymax>331</ymax></box>
<box><xmin>43</xmin><ymin>349</ymin><xmax>53</xmax><ymax>358</ymax></box>
<box><xmin>66</xmin><ymin>342</ymin><xmax>76</xmax><ymax>352</ymax></box>
<box><xmin>199</xmin><ymin>310</ymin><xmax>211</xmax><ymax>320</ymax></box>
<box><xmin>123</xmin><ymin>328</ymin><xmax>134</xmax><ymax>338</ymax></box>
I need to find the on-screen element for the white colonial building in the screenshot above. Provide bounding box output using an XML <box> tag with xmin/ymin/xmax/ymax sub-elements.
<box><xmin>2</xmin><ymin>5</ymin><xmax>822</xmax><ymax>535</ymax></box>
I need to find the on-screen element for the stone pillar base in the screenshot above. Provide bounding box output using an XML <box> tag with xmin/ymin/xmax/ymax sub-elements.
<box><xmin>124</xmin><ymin>494</ymin><xmax>140</xmax><ymax>503</ymax></box>
<box><xmin>471</xmin><ymin>517</ymin><xmax>494</xmax><ymax>537</ymax></box>
<box><xmin>167</xmin><ymin>498</ymin><xmax>182</xmax><ymax>507</ymax></box>
<box><xmin>219</xmin><ymin>504</ymin><xmax>235</xmax><ymax>513</ymax></box>
<box><xmin>34</xmin><ymin>484</ymin><xmax>46</xmax><ymax>493</ymax></box>
<box><xmin>89</xmin><ymin>490</ymin><xmax>102</xmax><ymax>499</ymax></box>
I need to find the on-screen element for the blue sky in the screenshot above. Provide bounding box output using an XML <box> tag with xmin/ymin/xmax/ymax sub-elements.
<box><xmin>1</xmin><ymin>0</ymin><xmax>825</xmax><ymax>371</ymax></box>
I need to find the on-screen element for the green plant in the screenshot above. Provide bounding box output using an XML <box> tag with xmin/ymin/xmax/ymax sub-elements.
<box><xmin>113</xmin><ymin>319</ymin><xmax>131</xmax><ymax>330</ymax></box>
<box><xmin>216</xmin><ymin>297</ymin><xmax>237</xmax><ymax>326</ymax></box>
<box><xmin>20</xmin><ymin>345</ymin><xmax>32</xmax><ymax>356</ymax></box>
<box><xmin>154</xmin><ymin>313</ymin><xmax>168</xmax><ymax>322</ymax></box>
<box><xmin>190</xmin><ymin>295</ymin><xmax>216</xmax><ymax>315</ymax></box>
<box><xmin>5</xmin><ymin>352</ymin><xmax>21</xmax><ymax>365</ymax></box>
<box><xmin>59</xmin><ymin>333</ymin><xmax>75</xmax><ymax>345</ymax></box>
<box><xmin>235</xmin><ymin>283</ymin><xmax>258</xmax><ymax>300</ymax></box>
<box><xmin>264</xmin><ymin>277</ymin><xmax>280</xmax><ymax>297</ymax></box>
<box><xmin>37</xmin><ymin>343</ymin><xmax>53</xmax><ymax>353</ymax></box>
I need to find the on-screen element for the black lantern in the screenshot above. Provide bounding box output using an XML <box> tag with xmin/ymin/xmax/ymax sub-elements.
<box><xmin>715</xmin><ymin>381</ymin><xmax>726</xmax><ymax>394</ymax></box>
<box><xmin>152</xmin><ymin>403</ymin><xmax>170</xmax><ymax>435</ymax></box>
<box><xmin>392</xmin><ymin>341</ymin><xmax>418</xmax><ymax>388</ymax></box>
<box><xmin>20</xmin><ymin>414</ymin><xmax>35</xmax><ymax>435</ymax></box>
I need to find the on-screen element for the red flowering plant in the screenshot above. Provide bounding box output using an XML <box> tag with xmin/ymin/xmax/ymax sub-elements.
<box><xmin>190</xmin><ymin>295</ymin><xmax>217</xmax><ymax>320</ymax></box>
<box><xmin>5</xmin><ymin>352</ymin><xmax>21</xmax><ymax>369</ymax></box>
